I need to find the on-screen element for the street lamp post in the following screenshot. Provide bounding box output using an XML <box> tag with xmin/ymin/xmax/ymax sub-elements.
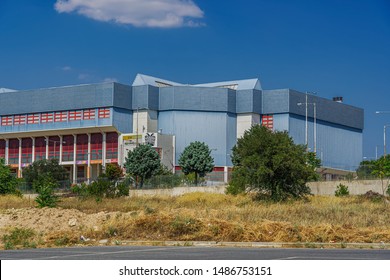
<box><xmin>384</xmin><ymin>125</ymin><xmax>390</xmax><ymax>158</ymax></box>
<box><xmin>297</xmin><ymin>100</ymin><xmax>317</xmax><ymax>153</ymax></box>
<box><xmin>375</xmin><ymin>111</ymin><xmax>390</xmax><ymax>158</ymax></box>
<box><xmin>45</xmin><ymin>138</ymin><xmax>66</xmax><ymax>159</ymax></box>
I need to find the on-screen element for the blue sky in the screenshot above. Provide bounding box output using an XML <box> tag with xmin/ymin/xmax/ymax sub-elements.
<box><xmin>1</xmin><ymin>0</ymin><xmax>389</xmax><ymax>160</ymax></box>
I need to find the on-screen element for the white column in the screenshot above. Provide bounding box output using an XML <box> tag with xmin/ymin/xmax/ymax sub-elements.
<box><xmin>18</xmin><ymin>138</ymin><xmax>22</xmax><ymax>178</ymax></box>
<box><xmin>172</xmin><ymin>135</ymin><xmax>176</xmax><ymax>173</ymax></box>
<box><xmin>59</xmin><ymin>135</ymin><xmax>63</xmax><ymax>164</ymax></box>
<box><xmin>224</xmin><ymin>166</ymin><xmax>229</xmax><ymax>183</ymax></box>
<box><xmin>45</xmin><ymin>136</ymin><xmax>49</xmax><ymax>159</ymax></box>
<box><xmin>31</xmin><ymin>137</ymin><xmax>35</xmax><ymax>162</ymax></box>
<box><xmin>102</xmin><ymin>132</ymin><xmax>106</xmax><ymax>169</ymax></box>
<box><xmin>87</xmin><ymin>133</ymin><xmax>91</xmax><ymax>183</ymax></box>
<box><xmin>5</xmin><ymin>139</ymin><xmax>9</xmax><ymax>165</ymax></box>
<box><xmin>73</xmin><ymin>134</ymin><xmax>77</xmax><ymax>183</ymax></box>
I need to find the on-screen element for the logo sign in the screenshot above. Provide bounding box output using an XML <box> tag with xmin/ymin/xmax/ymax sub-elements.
<box><xmin>144</xmin><ymin>133</ymin><xmax>156</xmax><ymax>146</ymax></box>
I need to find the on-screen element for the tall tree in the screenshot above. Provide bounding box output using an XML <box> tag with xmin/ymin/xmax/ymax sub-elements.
<box><xmin>178</xmin><ymin>141</ymin><xmax>214</xmax><ymax>185</ymax></box>
<box><xmin>125</xmin><ymin>144</ymin><xmax>161</xmax><ymax>188</ymax></box>
<box><xmin>0</xmin><ymin>158</ymin><xmax>19</xmax><ymax>195</ymax></box>
<box><xmin>22</xmin><ymin>159</ymin><xmax>68</xmax><ymax>189</ymax></box>
<box><xmin>227</xmin><ymin>125</ymin><xmax>315</xmax><ymax>201</ymax></box>
<box><xmin>371</xmin><ymin>156</ymin><xmax>390</xmax><ymax>198</ymax></box>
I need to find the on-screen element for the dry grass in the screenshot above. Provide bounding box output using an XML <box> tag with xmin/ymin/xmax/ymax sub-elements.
<box><xmin>1</xmin><ymin>192</ymin><xmax>390</xmax><ymax>248</ymax></box>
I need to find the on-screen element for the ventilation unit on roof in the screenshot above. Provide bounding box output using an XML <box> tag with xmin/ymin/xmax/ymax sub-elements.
<box><xmin>333</xmin><ymin>96</ymin><xmax>343</xmax><ymax>103</ymax></box>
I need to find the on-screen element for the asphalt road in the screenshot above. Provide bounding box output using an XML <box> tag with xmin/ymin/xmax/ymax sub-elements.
<box><xmin>1</xmin><ymin>246</ymin><xmax>390</xmax><ymax>260</ymax></box>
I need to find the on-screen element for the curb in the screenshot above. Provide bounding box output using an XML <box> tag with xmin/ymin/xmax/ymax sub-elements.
<box><xmin>100</xmin><ymin>240</ymin><xmax>390</xmax><ymax>250</ymax></box>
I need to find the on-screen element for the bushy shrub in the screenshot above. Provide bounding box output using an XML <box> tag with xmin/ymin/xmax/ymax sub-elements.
<box><xmin>0</xmin><ymin>158</ymin><xmax>20</xmax><ymax>196</ymax></box>
<box><xmin>2</xmin><ymin>228</ymin><xmax>37</xmax><ymax>250</ymax></box>
<box><xmin>335</xmin><ymin>184</ymin><xmax>349</xmax><ymax>197</ymax></box>
<box><xmin>72</xmin><ymin>176</ymin><xmax>130</xmax><ymax>200</ymax></box>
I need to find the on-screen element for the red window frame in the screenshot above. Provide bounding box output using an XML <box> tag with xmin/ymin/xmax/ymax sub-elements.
<box><xmin>76</xmin><ymin>134</ymin><xmax>88</xmax><ymax>161</ymax></box>
<box><xmin>54</xmin><ymin>112</ymin><xmax>68</xmax><ymax>122</ymax></box>
<box><xmin>106</xmin><ymin>132</ymin><xmax>118</xmax><ymax>160</ymax></box>
<box><xmin>62</xmin><ymin>135</ymin><xmax>74</xmax><ymax>161</ymax></box>
<box><xmin>21</xmin><ymin>138</ymin><xmax>33</xmax><ymax>164</ymax></box>
<box><xmin>27</xmin><ymin>114</ymin><xmax>40</xmax><ymax>124</ymax></box>
<box><xmin>1</xmin><ymin>116</ymin><xmax>13</xmax><ymax>126</ymax></box>
<box><xmin>0</xmin><ymin>139</ymin><xmax>5</xmax><ymax>159</ymax></box>
<box><xmin>68</xmin><ymin>110</ymin><xmax>82</xmax><ymax>121</ymax></box>
<box><xmin>8</xmin><ymin>139</ymin><xmax>19</xmax><ymax>164</ymax></box>
<box><xmin>41</xmin><ymin>112</ymin><xmax>53</xmax><ymax>123</ymax></box>
<box><xmin>34</xmin><ymin>137</ymin><xmax>46</xmax><ymax>161</ymax></box>
<box><xmin>98</xmin><ymin>108</ymin><xmax>110</xmax><ymax>119</ymax></box>
<box><xmin>83</xmin><ymin>109</ymin><xmax>95</xmax><ymax>120</ymax></box>
<box><xmin>48</xmin><ymin>136</ymin><xmax>61</xmax><ymax>159</ymax></box>
<box><xmin>262</xmin><ymin>115</ymin><xmax>274</xmax><ymax>130</ymax></box>
<box><xmin>14</xmin><ymin>115</ymin><xmax>26</xmax><ymax>125</ymax></box>
<box><xmin>91</xmin><ymin>133</ymin><xmax>103</xmax><ymax>160</ymax></box>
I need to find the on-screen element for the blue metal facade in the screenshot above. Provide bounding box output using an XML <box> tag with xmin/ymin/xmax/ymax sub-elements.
<box><xmin>0</xmin><ymin>76</ymin><xmax>364</xmax><ymax>171</ymax></box>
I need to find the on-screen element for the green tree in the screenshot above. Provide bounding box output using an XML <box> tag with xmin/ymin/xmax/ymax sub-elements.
<box><xmin>104</xmin><ymin>163</ymin><xmax>124</xmax><ymax>181</ymax></box>
<box><xmin>371</xmin><ymin>156</ymin><xmax>390</xmax><ymax>198</ymax></box>
<box><xmin>125</xmin><ymin>144</ymin><xmax>161</xmax><ymax>188</ymax></box>
<box><xmin>178</xmin><ymin>141</ymin><xmax>215</xmax><ymax>185</ymax></box>
<box><xmin>227</xmin><ymin>125</ymin><xmax>314</xmax><ymax>201</ymax></box>
<box><xmin>306</xmin><ymin>151</ymin><xmax>321</xmax><ymax>181</ymax></box>
<box><xmin>34</xmin><ymin>176</ymin><xmax>59</xmax><ymax>208</ymax></box>
<box><xmin>356</xmin><ymin>160</ymin><xmax>376</xmax><ymax>179</ymax></box>
<box><xmin>0</xmin><ymin>158</ymin><xmax>20</xmax><ymax>195</ymax></box>
<box><xmin>22</xmin><ymin>159</ymin><xmax>69</xmax><ymax>189</ymax></box>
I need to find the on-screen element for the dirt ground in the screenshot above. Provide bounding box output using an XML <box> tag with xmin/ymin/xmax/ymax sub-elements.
<box><xmin>0</xmin><ymin>207</ymin><xmax>124</xmax><ymax>246</ymax></box>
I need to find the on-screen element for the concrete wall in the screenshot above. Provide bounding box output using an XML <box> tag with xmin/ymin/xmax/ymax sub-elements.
<box><xmin>308</xmin><ymin>180</ymin><xmax>385</xmax><ymax>195</ymax></box>
<box><xmin>127</xmin><ymin>180</ymin><xmax>387</xmax><ymax>197</ymax></box>
<box><xmin>129</xmin><ymin>185</ymin><xmax>226</xmax><ymax>197</ymax></box>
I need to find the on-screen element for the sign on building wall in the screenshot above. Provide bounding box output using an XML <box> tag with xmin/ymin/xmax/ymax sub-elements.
<box><xmin>144</xmin><ymin>133</ymin><xmax>156</xmax><ymax>146</ymax></box>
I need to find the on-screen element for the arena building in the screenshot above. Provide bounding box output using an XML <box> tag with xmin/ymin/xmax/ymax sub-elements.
<box><xmin>0</xmin><ymin>74</ymin><xmax>364</xmax><ymax>183</ymax></box>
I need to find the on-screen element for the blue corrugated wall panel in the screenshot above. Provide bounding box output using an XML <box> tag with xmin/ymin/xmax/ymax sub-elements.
<box><xmin>288</xmin><ymin>115</ymin><xmax>362</xmax><ymax>171</ymax></box>
<box><xmin>112</xmin><ymin>108</ymin><xmax>132</xmax><ymax>133</ymax></box>
<box><xmin>158</xmin><ymin>111</ymin><xmax>236</xmax><ymax>166</ymax></box>
<box><xmin>0</xmin><ymin>83</ymin><xmax>117</xmax><ymax>115</ymax></box>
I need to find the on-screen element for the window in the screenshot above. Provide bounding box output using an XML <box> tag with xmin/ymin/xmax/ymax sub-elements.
<box><xmin>262</xmin><ymin>115</ymin><xmax>274</xmax><ymax>130</ymax></box>
<box><xmin>14</xmin><ymin>115</ymin><xmax>26</xmax><ymax>125</ymax></box>
<box><xmin>21</xmin><ymin>138</ymin><xmax>32</xmax><ymax>164</ymax></box>
<box><xmin>55</xmin><ymin>111</ymin><xmax>67</xmax><ymax>122</ymax></box>
<box><xmin>27</xmin><ymin>114</ymin><xmax>40</xmax><ymax>124</ymax></box>
<box><xmin>90</xmin><ymin>133</ymin><xmax>103</xmax><ymax>160</ymax></box>
<box><xmin>62</xmin><ymin>135</ymin><xmax>74</xmax><ymax>161</ymax></box>
<box><xmin>106</xmin><ymin>132</ymin><xmax>118</xmax><ymax>160</ymax></box>
<box><xmin>1</xmin><ymin>116</ymin><xmax>13</xmax><ymax>126</ymax></box>
<box><xmin>0</xmin><ymin>140</ymin><xmax>5</xmax><ymax>158</ymax></box>
<box><xmin>98</xmin><ymin>108</ymin><xmax>110</xmax><ymax>119</ymax></box>
<box><xmin>69</xmin><ymin>110</ymin><xmax>82</xmax><ymax>121</ymax></box>
<box><xmin>41</xmin><ymin>113</ymin><xmax>53</xmax><ymax>123</ymax></box>
<box><xmin>76</xmin><ymin>134</ymin><xmax>88</xmax><ymax>160</ymax></box>
<box><xmin>8</xmin><ymin>139</ymin><xmax>19</xmax><ymax>164</ymax></box>
<box><xmin>83</xmin><ymin>109</ymin><xmax>95</xmax><ymax>120</ymax></box>
<box><xmin>34</xmin><ymin>137</ymin><xmax>46</xmax><ymax>161</ymax></box>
